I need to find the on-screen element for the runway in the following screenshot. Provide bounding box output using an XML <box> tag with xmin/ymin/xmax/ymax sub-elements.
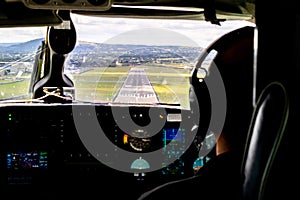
<box><xmin>113</xmin><ymin>68</ymin><xmax>159</xmax><ymax>104</ymax></box>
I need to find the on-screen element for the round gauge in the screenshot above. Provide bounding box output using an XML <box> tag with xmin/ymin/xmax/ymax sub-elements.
<box><xmin>128</xmin><ymin>137</ymin><xmax>151</xmax><ymax>152</ymax></box>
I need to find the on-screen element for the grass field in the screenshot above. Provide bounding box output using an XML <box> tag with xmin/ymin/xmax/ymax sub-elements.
<box><xmin>0</xmin><ymin>65</ymin><xmax>191</xmax><ymax>109</ymax></box>
<box><xmin>70</xmin><ymin>66</ymin><xmax>130</xmax><ymax>103</ymax></box>
<box><xmin>0</xmin><ymin>77</ymin><xmax>30</xmax><ymax>100</ymax></box>
<box><xmin>144</xmin><ymin>66</ymin><xmax>191</xmax><ymax>109</ymax></box>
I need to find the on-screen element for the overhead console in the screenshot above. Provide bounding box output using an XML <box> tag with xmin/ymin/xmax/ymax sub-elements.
<box><xmin>22</xmin><ymin>0</ymin><xmax>113</xmax><ymax>11</ymax></box>
<box><xmin>1</xmin><ymin>0</ymin><xmax>255</xmax><ymax>28</ymax></box>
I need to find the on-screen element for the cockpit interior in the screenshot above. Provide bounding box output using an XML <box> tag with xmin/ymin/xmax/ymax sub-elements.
<box><xmin>0</xmin><ymin>0</ymin><xmax>296</xmax><ymax>199</ymax></box>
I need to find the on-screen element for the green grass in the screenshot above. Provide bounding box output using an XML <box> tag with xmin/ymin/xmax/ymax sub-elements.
<box><xmin>143</xmin><ymin>65</ymin><xmax>190</xmax><ymax>108</ymax></box>
<box><xmin>71</xmin><ymin>67</ymin><xmax>130</xmax><ymax>102</ymax></box>
<box><xmin>0</xmin><ymin>78</ymin><xmax>30</xmax><ymax>99</ymax></box>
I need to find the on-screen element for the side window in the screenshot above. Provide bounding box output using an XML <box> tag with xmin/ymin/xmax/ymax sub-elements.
<box><xmin>0</xmin><ymin>27</ymin><xmax>47</xmax><ymax>101</ymax></box>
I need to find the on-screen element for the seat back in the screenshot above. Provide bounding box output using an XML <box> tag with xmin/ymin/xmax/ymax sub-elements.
<box><xmin>241</xmin><ymin>81</ymin><xmax>289</xmax><ymax>200</ymax></box>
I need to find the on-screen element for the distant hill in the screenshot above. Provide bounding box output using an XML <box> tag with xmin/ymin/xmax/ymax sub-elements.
<box><xmin>0</xmin><ymin>38</ymin><xmax>203</xmax><ymax>64</ymax></box>
<box><xmin>0</xmin><ymin>38</ymin><xmax>44</xmax><ymax>54</ymax></box>
<box><xmin>0</xmin><ymin>43</ymin><xmax>15</xmax><ymax>47</ymax></box>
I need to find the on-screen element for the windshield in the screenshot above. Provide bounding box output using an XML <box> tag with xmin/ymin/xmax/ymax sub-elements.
<box><xmin>0</xmin><ymin>14</ymin><xmax>254</xmax><ymax>109</ymax></box>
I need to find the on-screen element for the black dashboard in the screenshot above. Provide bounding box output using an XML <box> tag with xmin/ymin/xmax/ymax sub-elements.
<box><xmin>0</xmin><ymin>102</ymin><xmax>209</xmax><ymax>199</ymax></box>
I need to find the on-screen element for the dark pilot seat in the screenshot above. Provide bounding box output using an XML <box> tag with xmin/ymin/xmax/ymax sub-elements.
<box><xmin>137</xmin><ymin>81</ymin><xmax>289</xmax><ymax>200</ymax></box>
<box><xmin>241</xmin><ymin>81</ymin><xmax>289</xmax><ymax>200</ymax></box>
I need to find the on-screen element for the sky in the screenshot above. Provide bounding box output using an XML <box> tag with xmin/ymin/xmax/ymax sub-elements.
<box><xmin>0</xmin><ymin>13</ymin><xmax>255</xmax><ymax>48</ymax></box>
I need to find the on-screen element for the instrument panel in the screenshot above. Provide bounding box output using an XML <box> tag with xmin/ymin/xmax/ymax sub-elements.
<box><xmin>0</xmin><ymin>103</ymin><xmax>203</xmax><ymax>199</ymax></box>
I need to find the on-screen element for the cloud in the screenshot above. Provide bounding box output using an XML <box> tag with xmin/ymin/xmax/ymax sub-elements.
<box><xmin>0</xmin><ymin>13</ymin><xmax>255</xmax><ymax>48</ymax></box>
<box><xmin>0</xmin><ymin>27</ymin><xmax>47</xmax><ymax>43</ymax></box>
<box><xmin>71</xmin><ymin>14</ymin><xmax>255</xmax><ymax>47</ymax></box>
<box><xmin>104</xmin><ymin>28</ymin><xmax>199</xmax><ymax>47</ymax></box>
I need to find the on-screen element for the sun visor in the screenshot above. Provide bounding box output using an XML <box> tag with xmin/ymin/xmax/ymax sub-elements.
<box><xmin>0</xmin><ymin>2</ymin><xmax>62</xmax><ymax>27</ymax></box>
